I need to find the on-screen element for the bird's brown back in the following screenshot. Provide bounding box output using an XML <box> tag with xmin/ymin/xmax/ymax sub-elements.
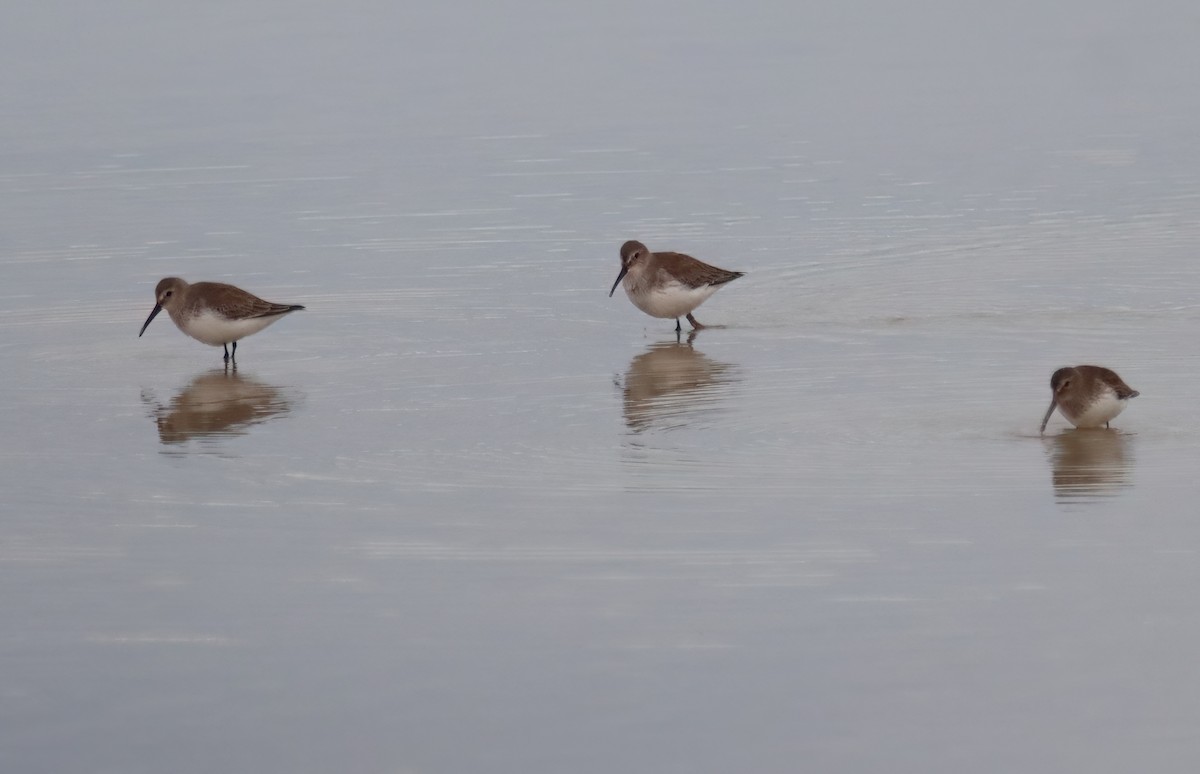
<box><xmin>649</xmin><ymin>251</ymin><xmax>745</xmax><ymax>288</ymax></box>
<box><xmin>1073</xmin><ymin>365</ymin><xmax>1139</xmax><ymax>400</ymax></box>
<box><xmin>189</xmin><ymin>282</ymin><xmax>304</xmax><ymax>319</ymax></box>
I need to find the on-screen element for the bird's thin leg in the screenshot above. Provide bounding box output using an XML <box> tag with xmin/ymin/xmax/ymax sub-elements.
<box><xmin>686</xmin><ymin>313</ymin><xmax>705</xmax><ymax>330</ymax></box>
<box><xmin>675</xmin><ymin>318</ymin><xmax>682</xmax><ymax>333</ymax></box>
<box><xmin>223</xmin><ymin>344</ymin><xmax>230</xmax><ymax>361</ymax></box>
<box><xmin>231</xmin><ymin>341</ymin><xmax>238</xmax><ymax>361</ymax></box>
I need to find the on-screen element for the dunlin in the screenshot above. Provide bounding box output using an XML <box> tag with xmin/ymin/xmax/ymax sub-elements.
<box><xmin>609</xmin><ymin>240</ymin><xmax>744</xmax><ymax>333</ymax></box>
<box><xmin>1040</xmin><ymin>365</ymin><xmax>1139</xmax><ymax>433</ymax></box>
<box><xmin>139</xmin><ymin>277</ymin><xmax>304</xmax><ymax>361</ymax></box>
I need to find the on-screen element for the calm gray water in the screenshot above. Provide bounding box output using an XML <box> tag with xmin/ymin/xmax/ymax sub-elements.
<box><xmin>3</xmin><ymin>2</ymin><xmax>1200</xmax><ymax>772</ymax></box>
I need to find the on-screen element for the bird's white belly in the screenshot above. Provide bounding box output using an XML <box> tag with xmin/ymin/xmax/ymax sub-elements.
<box><xmin>178</xmin><ymin>310</ymin><xmax>283</xmax><ymax>346</ymax></box>
<box><xmin>1064</xmin><ymin>391</ymin><xmax>1127</xmax><ymax>428</ymax></box>
<box><xmin>626</xmin><ymin>281</ymin><xmax>718</xmax><ymax>319</ymax></box>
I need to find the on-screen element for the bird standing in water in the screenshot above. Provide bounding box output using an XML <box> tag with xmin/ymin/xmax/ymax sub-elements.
<box><xmin>139</xmin><ymin>277</ymin><xmax>304</xmax><ymax>361</ymax></box>
<box><xmin>609</xmin><ymin>240</ymin><xmax>744</xmax><ymax>333</ymax></box>
<box><xmin>1040</xmin><ymin>365</ymin><xmax>1139</xmax><ymax>433</ymax></box>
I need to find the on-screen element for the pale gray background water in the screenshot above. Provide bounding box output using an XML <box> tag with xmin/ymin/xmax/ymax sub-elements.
<box><xmin>3</xmin><ymin>2</ymin><xmax>1200</xmax><ymax>772</ymax></box>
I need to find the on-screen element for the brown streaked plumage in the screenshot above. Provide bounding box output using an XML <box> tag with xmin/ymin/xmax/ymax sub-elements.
<box><xmin>609</xmin><ymin>240</ymin><xmax>744</xmax><ymax>333</ymax></box>
<box><xmin>139</xmin><ymin>277</ymin><xmax>304</xmax><ymax>361</ymax></box>
<box><xmin>1040</xmin><ymin>365</ymin><xmax>1139</xmax><ymax>433</ymax></box>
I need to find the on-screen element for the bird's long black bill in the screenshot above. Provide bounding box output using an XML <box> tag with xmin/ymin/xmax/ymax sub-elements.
<box><xmin>608</xmin><ymin>266</ymin><xmax>629</xmax><ymax>297</ymax></box>
<box><xmin>139</xmin><ymin>304</ymin><xmax>163</xmax><ymax>337</ymax></box>
<box><xmin>1039</xmin><ymin>397</ymin><xmax>1057</xmax><ymax>434</ymax></box>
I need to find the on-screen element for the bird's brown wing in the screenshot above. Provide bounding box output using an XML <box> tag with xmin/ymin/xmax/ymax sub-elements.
<box><xmin>655</xmin><ymin>252</ymin><xmax>745</xmax><ymax>288</ymax></box>
<box><xmin>1111</xmin><ymin>381</ymin><xmax>1140</xmax><ymax>399</ymax></box>
<box><xmin>248</xmin><ymin>302</ymin><xmax>305</xmax><ymax>318</ymax></box>
<box><xmin>1082</xmin><ymin>365</ymin><xmax>1139</xmax><ymax>399</ymax></box>
<box><xmin>195</xmin><ymin>282</ymin><xmax>303</xmax><ymax>319</ymax></box>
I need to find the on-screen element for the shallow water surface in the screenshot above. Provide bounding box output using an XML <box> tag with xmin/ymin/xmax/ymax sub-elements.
<box><xmin>3</xmin><ymin>1</ymin><xmax>1200</xmax><ymax>773</ymax></box>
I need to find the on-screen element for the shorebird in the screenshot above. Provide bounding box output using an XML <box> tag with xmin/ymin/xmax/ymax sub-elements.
<box><xmin>608</xmin><ymin>240</ymin><xmax>744</xmax><ymax>333</ymax></box>
<box><xmin>139</xmin><ymin>277</ymin><xmax>304</xmax><ymax>361</ymax></box>
<box><xmin>1040</xmin><ymin>365</ymin><xmax>1139</xmax><ymax>433</ymax></box>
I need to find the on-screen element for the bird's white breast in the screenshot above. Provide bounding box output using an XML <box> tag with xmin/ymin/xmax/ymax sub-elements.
<box><xmin>176</xmin><ymin>310</ymin><xmax>285</xmax><ymax>346</ymax></box>
<box><xmin>1064</xmin><ymin>389</ymin><xmax>1127</xmax><ymax>428</ymax></box>
<box><xmin>625</xmin><ymin>280</ymin><xmax>719</xmax><ymax>319</ymax></box>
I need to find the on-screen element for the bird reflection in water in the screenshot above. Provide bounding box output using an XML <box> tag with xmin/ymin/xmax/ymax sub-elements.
<box><xmin>1045</xmin><ymin>429</ymin><xmax>1134</xmax><ymax>502</ymax></box>
<box><xmin>618</xmin><ymin>335</ymin><xmax>738</xmax><ymax>433</ymax></box>
<box><xmin>142</xmin><ymin>366</ymin><xmax>294</xmax><ymax>448</ymax></box>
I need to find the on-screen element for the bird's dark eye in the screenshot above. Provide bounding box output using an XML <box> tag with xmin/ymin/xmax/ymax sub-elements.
<box><xmin>164</xmin><ymin>291</ymin><xmax>173</xmax><ymax>298</ymax></box>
